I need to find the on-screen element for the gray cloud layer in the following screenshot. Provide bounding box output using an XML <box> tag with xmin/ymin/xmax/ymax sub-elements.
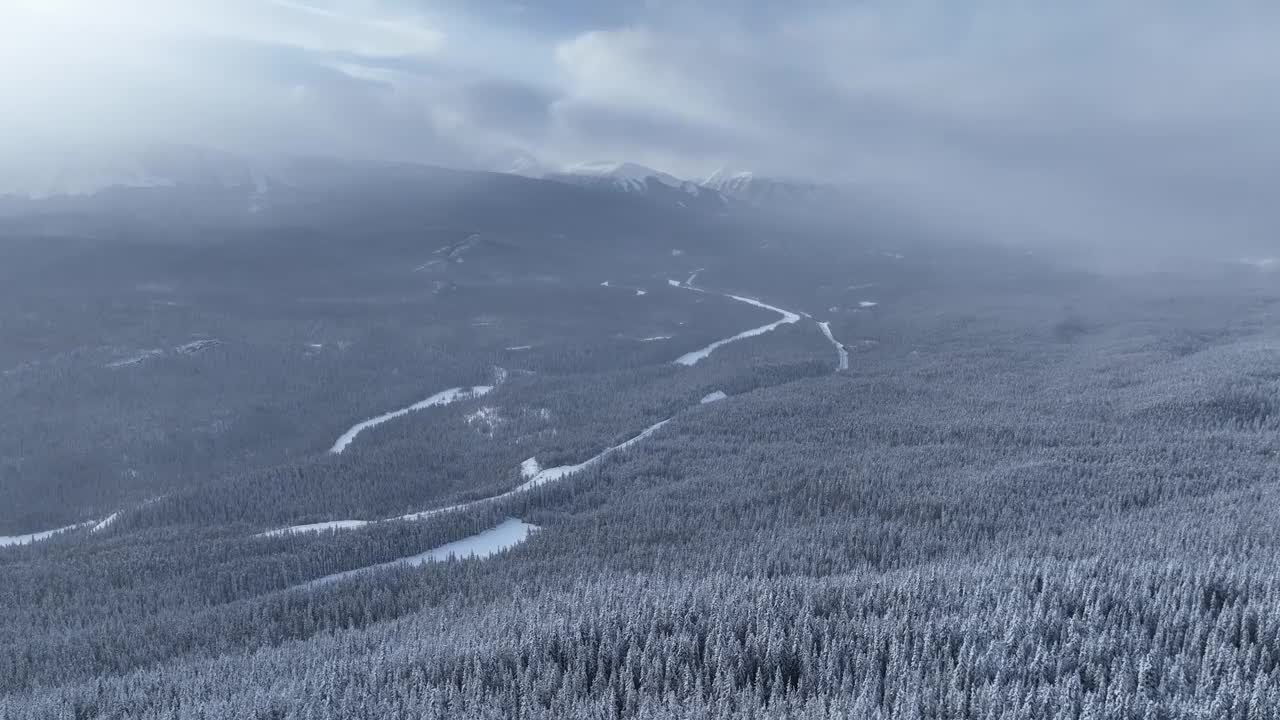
<box><xmin>2</xmin><ymin>0</ymin><xmax>1277</xmax><ymax>257</ymax></box>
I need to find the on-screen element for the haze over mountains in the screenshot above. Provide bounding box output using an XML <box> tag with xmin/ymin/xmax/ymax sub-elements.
<box><xmin>0</xmin><ymin>145</ymin><xmax>280</xmax><ymax>199</ymax></box>
<box><xmin>0</xmin><ymin>143</ymin><xmax>841</xmax><ymax>214</ymax></box>
<box><xmin>496</xmin><ymin>152</ymin><xmax>844</xmax><ymax>210</ymax></box>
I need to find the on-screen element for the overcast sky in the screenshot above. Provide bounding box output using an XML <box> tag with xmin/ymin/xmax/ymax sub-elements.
<box><xmin>2</xmin><ymin>0</ymin><xmax>1277</xmax><ymax>255</ymax></box>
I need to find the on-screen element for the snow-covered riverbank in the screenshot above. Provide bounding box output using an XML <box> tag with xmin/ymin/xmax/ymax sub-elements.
<box><xmin>672</xmin><ymin>284</ymin><xmax>801</xmax><ymax>366</ymax></box>
<box><xmin>264</xmin><ymin>419</ymin><xmax>672</xmax><ymax>537</ymax></box>
<box><xmin>818</xmin><ymin>321</ymin><xmax>849</xmax><ymax>371</ymax></box>
<box><xmin>300</xmin><ymin>518</ymin><xmax>537</xmax><ymax>589</ymax></box>
<box><xmin>330</xmin><ymin>385</ymin><xmax>494</xmax><ymax>454</ymax></box>
<box><xmin>0</xmin><ymin>521</ymin><xmax>93</xmax><ymax>548</ymax></box>
<box><xmin>91</xmin><ymin>513</ymin><xmax>120</xmax><ymax>533</ymax></box>
<box><xmin>503</xmin><ymin>420</ymin><xmax>669</xmax><ymax>496</ymax></box>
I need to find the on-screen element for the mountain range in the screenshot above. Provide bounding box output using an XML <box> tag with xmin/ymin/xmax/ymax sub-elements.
<box><xmin>495</xmin><ymin>152</ymin><xmax>843</xmax><ymax>210</ymax></box>
<box><xmin>0</xmin><ymin>145</ymin><xmax>843</xmax><ymax>214</ymax></box>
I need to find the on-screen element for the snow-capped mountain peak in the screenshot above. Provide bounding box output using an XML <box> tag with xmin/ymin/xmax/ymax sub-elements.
<box><xmin>540</xmin><ymin>160</ymin><xmax>727</xmax><ymax>210</ymax></box>
<box><xmin>701</xmin><ymin>167</ymin><xmax>841</xmax><ymax>208</ymax></box>
<box><xmin>559</xmin><ymin>161</ymin><xmax>689</xmax><ymax>193</ymax></box>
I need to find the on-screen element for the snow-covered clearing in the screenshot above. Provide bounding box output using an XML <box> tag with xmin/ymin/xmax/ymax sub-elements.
<box><xmin>265</xmin><ymin>419</ymin><xmax>671</xmax><ymax>537</ymax></box>
<box><xmin>301</xmin><ymin>519</ymin><xmax>537</xmax><ymax>589</ymax></box>
<box><xmin>672</xmin><ymin>289</ymin><xmax>801</xmax><ymax>366</ymax></box>
<box><xmin>330</xmin><ymin>385</ymin><xmax>493</xmax><ymax>454</ymax></box>
<box><xmin>818</xmin><ymin>322</ymin><xmax>850</xmax><ymax>371</ymax></box>
<box><xmin>520</xmin><ymin>457</ymin><xmax>542</xmax><ymax>479</ymax></box>
<box><xmin>0</xmin><ymin>521</ymin><xmax>92</xmax><ymax>548</ymax></box>
<box><xmin>701</xmin><ymin>391</ymin><xmax>728</xmax><ymax>404</ymax></box>
<box><xmin>261</xmin><ymin>519</ymin><xmax>373</xmax><ymax>538</ymax></box>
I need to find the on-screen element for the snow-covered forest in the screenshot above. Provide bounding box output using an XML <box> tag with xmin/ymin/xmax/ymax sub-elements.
<box><xmin>1</xmin><ymin>165</ymin><xmax>1277</xmax><ymax>719</ymax></box>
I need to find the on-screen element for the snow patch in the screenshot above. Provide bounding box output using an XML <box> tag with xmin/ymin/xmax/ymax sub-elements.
<box><xmin>859</xmin><ymin>301</ymin><xmax>879</xmax><ymax>309</ymax></box>
<box><xmin>175</xmin><ymin>339</ymin><xmax>219</xmax><ymax>355</ymax></box>
<box><xmin>105</xmin><ymin>338</ymin><xmax>220</xmax><ymax>368</ymax></box>
<box><xmin>636</xmin><ymin>289</ymin><xmax>647</xmax><ymax>296</ymax></box>
<box><xmin>639</xmin><ymin>335</ymin><xmax>672</xmax><ymax>342</ymax></box>
<box><xmin>506</xmin><ymin>345</ymin><xmax>533</xmax><ymax>351</ymax></box>
<box><xmin>106</xmin><ymin>349</ymin><xmax>164</xmax><ymax>368</ymax></box>
<box><xmin>466</xmin><ymin>406</ymin><xmax>505</xmax><ymax>435</ymax></box>
<box><xmin>301</xmin><ymin>519</ymin><xmax>537</xmax><ymax>589</ymax></box>
<box><xmin>520</xmin><ymin>457</ymin><xmax>542</xmax><ymax>479</ymax></box>
<box><xmin>818</xmin><ymin>321</ymin><xmax>850</xmax><ymax>371</ymax></box>
<box><xmin>261</xmin><ymin>520</ymin><xmax>372</xmax><ymax>538</ymax></box>
<box><xmin>436</xmin><ymin>234</ymin><xmax>481</xmax><ymax>261</ymax></box>
<box><xmin>701</xmin><ymin>391</ymin><xmax>728</xmax><ymax>404</ymax></box>
<box><xmin>600</xmin><ymin>281</ymin><xmax>610</xmax><ymax>287</ymax></box>
<box><xmin>330</xmin><ymin>385</ymin><xmax>494</xmax><ymax>454</ymax></box>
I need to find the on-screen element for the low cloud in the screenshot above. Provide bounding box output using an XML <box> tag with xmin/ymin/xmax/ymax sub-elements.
<box><xmin>533</xmin><ymin>1</ymin><xmax>1280</xmax><ymax>255</ymax></box>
